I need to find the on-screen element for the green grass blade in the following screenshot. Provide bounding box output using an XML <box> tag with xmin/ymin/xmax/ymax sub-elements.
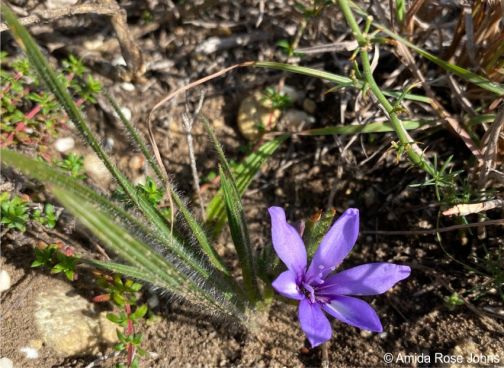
<box><xmin>376</xmin><ymin>25</ymin><xmax>504</xmax><ymax>95</ymax></box>
<box><xmin>253</xmin><ymin>61</ymin><xmax>432</xmax><ymax>103</ymax></box>
<box><xmin>202</xmin><ymin>117</ymin><xmax>261</xmax><ymax>303</ymax></box>
<box><xmin>299</xmin><ymin>119</ymin><xmax>437</xmax><ymax>135</ymax></box>
<box><xmin>219</xmin><ymin>167</ymin><xmax>261</xmax><ymax>304</ymax></box>
<box><xmin>53</xmin><ymin>187</ymin><xmax>244</xmax><ymax>318</ymax></box>
<box><xmin>206</xmin><ymin>135</ymin><xmax>287</xmax><ymax>236</ymax></box>
<box><xmin>345</xmin><ymin>2</ymin><xmax>504</xmax><ymax>96</ymax></box>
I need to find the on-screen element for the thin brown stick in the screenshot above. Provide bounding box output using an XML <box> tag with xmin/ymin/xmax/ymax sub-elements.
<box><xmin>147</xmin><ymin>61</ymin><xmax>254</xmax><ymax>126</ymax></box>
<box><xmin>0</xmin><ymin>3</ymin><xmax>119</xmax><ymax>32</ymax></box>
<box><xmin>443</xmin><ymin>199</ymin><xmax>504</xmax><ymax>217</ymax></box>
<box><xmin>182</xmin><ymin>93</ymin><xmax>206</xmax><ymax>220</ymax></box>
<box><xmin>362</xmin><ymin>219</ymin><xmax>504</xmax><ymax>235</ymax></box>
<box><xmin>99</xmin><ymin>0</ymin><xmax>145</xmax><ymax>81</ymax></box>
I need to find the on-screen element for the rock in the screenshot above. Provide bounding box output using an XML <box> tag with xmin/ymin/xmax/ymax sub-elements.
<box><xmin>120</xmin><ymin>82</ymin><xmax>135</xmax><ymax>92</ymax></box>
<box><xmin>280</xmin><ymin>109</ymin><xmax>315</xmax><ymax>132</ymax></box>
<box><xmin>0</xmin><ymin>270</ymin><xmax>11</xmax><ymax>292</ymax></box>
<box><xmin>303</xmin><ymin>98</ymin><xmax>317</xmax><ymax>114</ymax></box>
<box><xmin>129</xmin><ymin>155</ymin><xmax>145</xmax><ymax>172</ymax></box>
<box><xmin>83</xmin><ymin>36</ymin><xmax>104</xmax><ymax>50</ymax></box>
<box><xmin>119</xmin><ymin>107</ymin><xmax>132</xmax><ymax>121</ymax></box>
<box><xmin>237</xmin><ymin>92</ymin><xmax>281</xmax><ymax>141</ymax></box>
<box><xmin>46</xmin><ymin>0</ymin><xmax>77</xmax><ymax>9</ymax></box>
<box><xmin>0</xmin><ymin>358</ymin><xmax>13</xmax><ymax>368</ymax></box>
<box><xmin>281</xmin><ymin>85</ymin><xmax>304</xmax><ymax>103</ymax></box>
<box><xmin>19</xmin><ymin>346</ymin><xmax>38</xmax><ymax>359</ymax></box>
<box><xmin>84</xmin><ymin>154</ymin><xmax>113</xmax><ymax>187</ymax></box>
<box><xmin>54</xmin><ymin>137</ymin><xmax>75</xmax><ymax>153</ymax></box>
<box><xmin>34</xmin><ymin>279</ymin><xmax>118</xmax><ymax>357</ymax></box>
<box><xmin>112</xmin><ymin>56</ymin><xmax>127</xmax><ymax>67</ymax></box>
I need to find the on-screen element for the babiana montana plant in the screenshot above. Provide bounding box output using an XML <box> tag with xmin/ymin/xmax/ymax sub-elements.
<box><xmin>0</xmin><ymin>4</ymin><xmax>279</xmax><ymax>327</ymax></box>
<box><xmin>0</xmin><ymin>3</ymin><xmax>418</xmax><ymax>353</ymax></box>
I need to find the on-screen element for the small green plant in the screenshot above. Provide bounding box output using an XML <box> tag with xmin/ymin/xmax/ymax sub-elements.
<box><xmin>0</xmin><ymin>193</ymin><xmax>29</xmax><ymax>232</ymax></box>
<box><xmin>95</xmin><ymin>274</ymin><xmax>148</xmax><ymax>368</ymax></box>
<box><xmin>261</xmin><ymin>87</ymin><xmax>292</xmax><ymax>110</ymax></box>
<box><xmin>136</xmin><ymin>176</ymin><xmax>164</xmax><ymax>207</ymax></box>
<box><xmin>31</xmin><ymin>242</ymin><xmax>77</xmax><ymax>281</ymax></box>
<box><xmin>1</xmin><ymin>51</ymin><xmax>101</xmax><ymax>160</ymax></box>
<box><xmin>55</xmin><ymin>153</ymin><xmax>86</xmax><ymax>180</ymax></box>
<box><xmin>444</xmin><ymin>292</ymin><xmax>465</xmax><ymax>311</ymax></box>
<box><xmin>33</xmin><ymin>203</ymin><xmax>58</xmax><ymax>229</ymax></box>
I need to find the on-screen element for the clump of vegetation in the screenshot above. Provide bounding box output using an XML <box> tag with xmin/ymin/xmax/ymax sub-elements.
<box><xmin>0</xmin><ymin>51</ymin><xmax>101</xmax><ymax>160</ymax></box>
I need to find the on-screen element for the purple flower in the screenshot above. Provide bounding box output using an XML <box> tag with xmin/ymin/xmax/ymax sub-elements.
<box><xmin>269</xmin><ymin>206</ymin><xmax>411</xmax><ymax>348</ymax></box>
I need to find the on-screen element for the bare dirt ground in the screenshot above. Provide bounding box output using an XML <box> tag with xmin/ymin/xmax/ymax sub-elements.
<box><xmin>1</xmin><ymin>0</ymin><xmax>503</xmax><ymax>367</ymax></box>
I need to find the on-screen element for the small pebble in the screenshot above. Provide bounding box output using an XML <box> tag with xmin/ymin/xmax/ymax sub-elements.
<box><xmin>83</xmin><ymin>36</ymin><xmax>104</xmax><ymax>50</ymax></box>
<box><xmin>0</xmin><ymin>270</ymin><xmax>11</xmax><ymax>292</ymax></box>
<box><xmin>46</xmin><ymin>0</ymin><xmax>77</xmax><ymax>9</ymax></box>
<box><xmin>19</xmin><ymin>346</ymin><xmax>39</xmax><ymax>359</ymax></box>
<box><xmin>147</xmin><ymin>295</ymin><xmax>159</xmax><ymax>309</ymax></box>
<box><xmin>120</xmin><ymin>82</ymin><xmax>135</xmax><ymax>92</ymax></box>
<box><xmin>360</xmin><ymin>330</ymin><xmax>372</xmax><ymax>338</ymax></box>
<box><xmin>378</xmin><ymin>332</ymin><xmax>388</xmax><ymax>339</ymax></box>
<box><xmin>303</xmin><ymin>98</ymin><xmax>317</xmax><ymax>114</ymax></box>
<box><xmin>0</xmin><ymin>357</ymin><xmax>13</xmax><ymax>368</ymax></box>
<box><xmin>119</xmin><ymin>107</ymin><xmax>132</xmax><ymax>121</ymax></box>
<box><xmin>112</xmin><ymin>56</ymin><xmax>127</xmax><ymax>67</ymax></box>
<box><xmin>54</xmin><ymin>137</ymin><xmax>75</xmax><ymax>153</ymax></box>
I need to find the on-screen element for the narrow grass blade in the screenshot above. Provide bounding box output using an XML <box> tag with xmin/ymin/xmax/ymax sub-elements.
<box><xmin>206</xmin><ymin>135</ymin><xmax>287</xmax><ymax>236</ymax></box>
<box><xmin>376</xmin><ymin>25</ymin><xmax>504</xmax><ymax>96</ymax></box>
<box><xmin>219</xmin><ymin>167</ymin><xmax>261</xmax><ymax>304</ymax></box>
<box><xmin>202</xmin><ymin>117</ymin><xmax>261</xmax><ymax>303</ymax></box>
<box><xmin>346</xmin><ymin>2</ymin><xmax>504</xmax><ymax>96</ymax></box>
<box><xmin>53</xmin><ymin>187</ymin><xmax>244</xmax><ymax>318</ymax></box>
<box><xmin>254</xmin><ymin>61</ymin><xmax>432</xmax><ymax>103</ymax></box>
<box><xmin>299</xmin><ymin>119</ymin><xmax>437</xmax><ymax>135</ymax></box>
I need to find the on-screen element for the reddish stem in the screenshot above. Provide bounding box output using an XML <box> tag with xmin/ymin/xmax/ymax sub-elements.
<box><xmin>124</xmin><ymin>303</ymin><xmax>136</xmax><ymax>367</ymax></box>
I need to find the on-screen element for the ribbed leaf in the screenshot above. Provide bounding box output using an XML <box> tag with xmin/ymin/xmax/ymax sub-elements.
<box><xmin>53</xmin><ymin>187</ymin><xmax>244</xmax><ymax>318</ymax></box>
<box><xmin>206</xmin><ymin>135</ymin><xmax>287</xmax><ymax>236</ymax></box>
<box><xmin>219</xmin><ymin>167</ymin><xmax>261</xmax><ymax>303</ymax></box>
<box><xmin>303</xmin><ymin>209</ymin><xmax>336</xmax><ymax>258</ymax></box>
<box><xmin>1</xmin><ymin>149</ymin><xmax>242</xmax><ymax>303</ymax></box>
<box><xmin>202</xmin><ymin>117</ymin><xmax>261</xmax><ymax>303</ymax></box>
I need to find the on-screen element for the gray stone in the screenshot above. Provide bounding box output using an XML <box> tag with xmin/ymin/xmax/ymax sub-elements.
<box><xmin>34</xmin><ymin>280</ymin><xmax>117</xmax><ymax>357</ymax></box>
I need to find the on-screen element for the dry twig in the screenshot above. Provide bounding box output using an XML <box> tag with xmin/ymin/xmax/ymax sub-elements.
<box><xmin>182</xmin><ymin>93</ymin><xmax>206</xmax><ymax>219</ymax></box>
<box><xmin>442</xmin><ymin>199</ymin><xmax>504</xmax><ymax>216</ymax></box>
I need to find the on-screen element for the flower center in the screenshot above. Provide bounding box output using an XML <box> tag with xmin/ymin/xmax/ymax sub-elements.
<box><xmin>301</xmin><ymin>282</ymin><xmax>331</xmax><ymax>304</ymax></box>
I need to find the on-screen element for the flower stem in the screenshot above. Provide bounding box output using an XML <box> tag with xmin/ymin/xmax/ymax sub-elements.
<box><xmin>337</xmin><ymin>0</ymin><xmax>437</xmax><ymax>178</ymax></box>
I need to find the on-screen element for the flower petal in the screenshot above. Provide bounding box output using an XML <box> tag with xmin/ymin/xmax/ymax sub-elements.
<box><xmin>318</xmin><ymin>263</ymin><xmax>411</xmax><ymax>296</ymax></box>
<box><xmin>322</xmin><ymin>295</ymin><xmax>382</xmax><ymax>332</ymax></box>
<box><xmin>298</xmin><ymin>299</ymin><xmax>332</xmax><ymax>348</ymax></box>
<box><xmin>306</xmin><ymin>208</ymin><xmax>359</xmax><ymax>283</ymax></box>
<box><xmin>269</xmin><ymin>206</ymin><xmax>307</xmax><ymax>276</ymax></box>
<box><xmin>272</xmin><ymin>270</ymin><xmax>304</xmax><ymax>300</ymax></box>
